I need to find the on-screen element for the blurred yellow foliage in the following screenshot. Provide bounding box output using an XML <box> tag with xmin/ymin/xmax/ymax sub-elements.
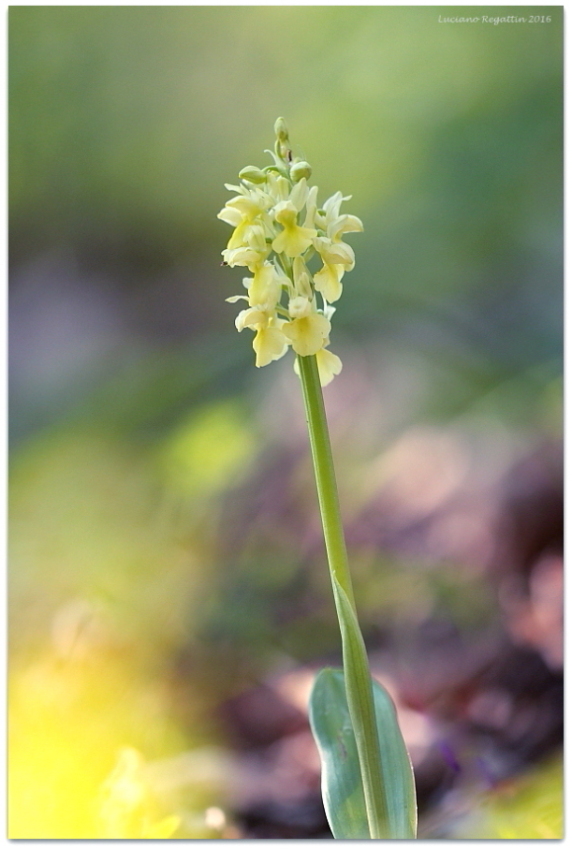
<box><xmin>158</xmin><ymin>400</ymin><xmax>256</xmax><ymax>497</ymax></box>
<box><xmin>484</xmin><ymin>757</ymin><xmax>563</xmax><ymax>839</ymax></box>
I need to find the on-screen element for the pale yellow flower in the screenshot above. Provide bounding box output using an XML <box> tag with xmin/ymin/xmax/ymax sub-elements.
<box><xmin>220</xmin><ymin>120</ymin><xmax>363</xmax><ymax>383</ymax></box>
<box><xmin>313</xmin><ymin>235</ymin><xmax>355</xmax><ymax>271</ymax></box>
<box><xmin>303</xmin><ymin>185</ymin><xmax>319</xmax><ymax>228</ymax></box>
<box><xmin>235</xmin><ymin>304</ymin><xmax>290</xmax><ymax>367</ymax></box>
<box><xmin>282</xmin><ymin>311</ymin><xmax>331</xmax><ymax>357</ymax></box>
<box><xmin>311</xmin><ymin>192</ymin><xmax>363</xmax><ymax>303</ymax></box>
<box><xmin>329</xmin><ymin>213</ymin><xmax>364</xmax><ymax>240</ymax></box>
<box><xmin>244</xmin><ymin>262</ymin><xmax>283</xmax><ymax>307</ymax></box>
<box><xmin>316</xmin><ymin>347</ymin><xmax>343</xmax><ymax>386</ymax></box>
<box><xmin>235</xmin><ymin>305</ymin><xmax>269</xmax><ymax>332</ymax></box>
<box><xmin>266</xmin><ymin>172</ymin><xmax>291</xmax><ymax>203</ymax></box>
<box><xmin>222</xmin><ymin>223</ymin><xmax>270</xmax><ymax>269</ymax></box>
<box><xmin>253</xmin><ymin>323</ymin><xmax>290</xmax><ymax>367</ymax></box>
<box><xmin>222</xmin><ymin>245</ymin><xmax>268</xmax><ymax>269</ymax></box>
<box><xmin>312</xmin><ymin>231</ymin><xmax>357</xmax><ymax>303</ymax></box>
<box><xmin>293</xmin><ymin>345</ymin><xmax>343</xmax><ymax>386</ymax></box>
<box><xmin>316</xmin><ymin>191</ymin><xmax>350</xmax><ymax>232</ymax></box>
<box><xmin>272</xmin><ymin>201</ymin><xmax>316</xmax><ymax>257</ymax></box>
<box><xmin>313</xmin><ymin>262</ymin><xmax>344</xmax><ymax>303</ymax></box>
<box><xmin>218</xmin><ymin>190</ymin><xmax>272</xmax><ymax>251</ymax></box>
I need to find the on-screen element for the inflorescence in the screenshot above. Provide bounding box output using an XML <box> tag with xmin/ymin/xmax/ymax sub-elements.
<box><xmin>218</xmin><ymin>118</ymin><xmax>363</xmax><ymax>385</ymax></box>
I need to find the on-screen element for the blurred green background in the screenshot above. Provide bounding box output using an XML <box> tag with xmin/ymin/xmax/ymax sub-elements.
<box><xmin>9</xmin><ymin>6</ymin><xmax>562</xmax><ymax>839</ymax></box>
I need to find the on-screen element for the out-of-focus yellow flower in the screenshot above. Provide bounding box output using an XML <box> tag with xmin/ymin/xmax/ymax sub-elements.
<box><xmin>142</xmin><ymin>815</ymin><xmax>181</xmax><ymax>839</ymax></box>
<box><xmin>97</xmin><ymin>747</ymin><xmax>181</xmax><ymax>840</ymax></box>
<box><xmin>218</xmin><ymin>119</ymin><xmax>363</xmax><ymax>385</ymax></box>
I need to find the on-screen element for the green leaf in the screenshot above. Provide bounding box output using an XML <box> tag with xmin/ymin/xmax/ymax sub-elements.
<box><xmin>309</xmin><ymin>667</ymin><xmax>417</xmax><ymax>840</ymax></box>
<box><xmin>330</xmin><ymin>577</ymin><xmax>389</xmax><ymax>837</ymax></box>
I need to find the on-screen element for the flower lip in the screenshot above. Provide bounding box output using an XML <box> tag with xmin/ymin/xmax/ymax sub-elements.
<box><xmin>314</xmin><ymin>263</ymin><xmax>344</xmax><ymax>303</ymax></box>
<box><xmin>253</xmin><ymin>323</ymin><xmax>290</xmax><ymax>367</ymax></box>
<box><xmin>282</xmin><ymin>312</ymin><xmax>331</xmax><ymax>357</ymax></box>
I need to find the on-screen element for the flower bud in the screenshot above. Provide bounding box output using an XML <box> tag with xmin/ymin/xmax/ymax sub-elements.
<box><xmin>274</xmin><ymin>117</ymin><xmax>289</xmax><ymax>143</ymax></box>
<box><xmin>239</xmin><ymin>165</ymin><xmax>267</xmax><ymax>184</ymax></box>
<box><xmin>290</xmin><ymin>160</ymin><xmax>312</xmax><ymax>182</ymax></box>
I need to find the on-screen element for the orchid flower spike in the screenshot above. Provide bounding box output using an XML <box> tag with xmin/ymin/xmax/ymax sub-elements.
<box><xmin>218</xmin><ymin>119</ymin><xmax>363</xmax><ymax>386</ymax></box>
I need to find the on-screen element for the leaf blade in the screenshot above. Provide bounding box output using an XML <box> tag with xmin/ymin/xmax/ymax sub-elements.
<box><xmin>309</xmin><ymin>667</ymin><xmax>370</xmax><ymax>839</ymax></box>
<box><xmin>309</xmin><ymin>668</ymin><xmax>417</xmax><ymax>840</ymax></box>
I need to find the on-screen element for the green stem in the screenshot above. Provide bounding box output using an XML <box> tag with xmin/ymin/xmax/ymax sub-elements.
<box><xmin>297</xmin><ymin>354</ymin><xmax>389</xmax><ymax>839</ymax></box>
<box><xmin>297</xmin><ymin>354</ymin><xmax>355</xmax><ymax>608</ymax></box>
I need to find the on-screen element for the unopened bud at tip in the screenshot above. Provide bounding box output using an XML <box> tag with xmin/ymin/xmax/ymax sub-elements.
<box><xmin>290</xmin><ymin>160</ymin><xmax>312</xmax><ymax>182</ymax></box>
<box><xmin>274</xmin><ymin>117</ymin><xmax>289</xmax><ymax>143</ymax></box>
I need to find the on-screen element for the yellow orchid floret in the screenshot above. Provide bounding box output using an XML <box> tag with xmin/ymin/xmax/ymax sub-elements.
<box><xmin>235</xmin><ymin>304</ymin><xmax>290</xmax><ymax>367</ymax></box>
<box><xmin>244</xmin><ymin>262</ymin><xmax>284</xmax><ymax>308</ymax></box>
<box><xmin>253</xmin><ymin>321</ymin><xmax>290</xmax><ymax>368</ymax></box>
<box><xmin>218</xmin><ymin>118</ymin><xmax>363</xmax><ymax>385</ymax></box>
<box><xmin>313</xmin><ymin>261</ymin><xmax>344</xmax><ymax>304</ymax></box>
<box><xmin>272</xmin><ymin>201</ymin><xmax>317</xmax><ymax>257</ymax></box>
<box><xmin>316</xmin><ymin>347</ymin><xmax>343</xmax><ymax>386</ymax></box>
<box><xmin>282</xmin><ymin>310</ymin><xmax>331</xmax><ymax>357</ymax></box>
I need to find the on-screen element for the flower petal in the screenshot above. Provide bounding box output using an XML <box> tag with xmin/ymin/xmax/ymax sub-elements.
<box><xmin>217</xmin><ymin>206</ymin><xmax>243</xmax><ymax>227</ymax></box>
<box><xmin>289</xmin><ymin>177</ymin><xmax>308</xmax><ymax>212</ymax></box>
<box><xmin>235</xmin><ymin>306</ymin><xmax>267</xmax><ymax>331</ymax></box>
<box><xmin>273</xmin><ymin>223</ymin><xmax>317</xmax><ymax>258</ymax></box>
<box><xmin>282</xmin><ymin>312</ymin><xmax>331</xmax><ymax>356</ymax></box>
<box><xmin>248</xmin><ymin>262</ymin><xmax>282</xmax><ymax>307</ymax></box>
<box><xmin>226</xmin><ymin>194</ymin><xmax>267</xmax><ymax>218</ymax></box>
<box><xmin>313</xmin><ymin>236</ymin><xmax>355</xmax><ymax>269</ymax></box>
<box><xmin>253</xmin><ymin>326</ymin><xmax>290</xmax><ymax>367</ymax></box>
<box><xmin>313</xmin><ymin>263</ymin><xmax>344</xmax><ymax>303</ymax></box>
<box><xmin>222</xmin><ymin>245</ymin><xmax>269</xmax><ymax>268</ymax></box>
<box><xmin>329</xmin><ymin>214</ymin><xmax>364</xmax><ymax>240</ymax></box>
<box><xmin>316</xmin><ymin>347</ymin><xmax>343</xmax><ymax>386</ymax></box>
